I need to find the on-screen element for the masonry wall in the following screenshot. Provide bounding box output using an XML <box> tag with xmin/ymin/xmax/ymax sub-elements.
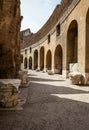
<box><xmin>0</xmin><ymin>0</ymin><xmax>21</xmax><ymax>78</ymax></box>
<box><xmin>21</xmin><ymin>0</ymin><xmax>89</xmax><ymax>83</ymax></box>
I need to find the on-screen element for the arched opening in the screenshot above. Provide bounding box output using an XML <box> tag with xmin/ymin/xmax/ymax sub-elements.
<box><xmin>67</xmin><ymin>20</ymin><xmax>78</xmax><ymax>72</ymax></box>
<box><xmin>54</xmin><ymin>45</ymin><xmax>62</xmax><ymax>74</ymax></box>
<box><xmin>20</xmin><ymin>54</ymin><xmax>23</xmax><ymax>63</ymax></box>
<box><xmin>85</xmin><ymin>9</ymin><xmax>89</xmax><ymax>72</ymax></box>
<box><xmin>29</xmin><ymin>57</ymin><xmax>32</xmax><ymax>69</ymax></box>
<box><xmin>24</xmin><ymin>57</ymin><xmax>27</xmax><ymax>69</ymax></box>
<box><xmin>34</xmin><ymin>49</ymin><xmax>38</xmax><ymax>70</ymax></box>
<box><xmin>46</xmin><ymin>50</ymin><xmax>52</xmax><ymax>70</ymax></box>
<box><xmin>40</xmin><ymin>47</ymin><xmax>44</xmax><ymax>70</ymax></box>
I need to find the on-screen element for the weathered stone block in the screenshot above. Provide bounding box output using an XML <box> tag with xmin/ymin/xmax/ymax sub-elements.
<box><xmin>70</xmin><ymin>73</ymin><xmax>84</xmax><ymax>85</ymax></box>
<box><xmin>84</xmin><ymin>73</ymin><xmax>89</xmax><ymax>85</ymax></box>
<box><xmin>47</xmin><ymin>70</ymin><xmax>54</xmax><ymax>75</ymax></box>
<box><xmin>0</xmin><ymin>82</ymin><xmax>18</xmax><ymax>108</ymax></box>
<box><xmin>19</xmin><ymin>71</ymin><xmax>28</xmax><ymax>84</ymax></box>
<box><xmin>69</xmin><ymin>63</ymin><xmax>78</xmax><ymax>73</ymax></box>
<box><xmin>0</xmin><ymin>0</ymin><xmax>21</xmax><ymax>78</ymax></box>
<box><xmin>19</xmin><ymin>71</ymin><xmax>29</xmax><ymax>87</ymax></box>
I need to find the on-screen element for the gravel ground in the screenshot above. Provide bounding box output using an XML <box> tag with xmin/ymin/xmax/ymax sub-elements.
<box><xmin>0</xmin><ymin>70</ymin><xmax>89</xmax><ymax>130</ymax></box>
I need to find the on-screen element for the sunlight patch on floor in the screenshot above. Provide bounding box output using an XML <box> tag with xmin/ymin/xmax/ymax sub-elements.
<box><xmin>51</xmin><ymin>93</ymin><xmax>89</xmax><ymax>104</ymax></box>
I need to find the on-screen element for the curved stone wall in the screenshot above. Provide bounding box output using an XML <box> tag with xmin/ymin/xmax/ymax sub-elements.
<box><xmin>21</xmin><ymin>0</ymin><xmax>89</xmax><ymax>84</ymax></box>
<box><xmin>21</xmin><ymin>0</ymin><xmax>73</xmax><ymax>49</ymax></box>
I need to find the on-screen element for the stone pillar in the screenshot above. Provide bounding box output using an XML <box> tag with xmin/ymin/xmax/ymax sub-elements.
<box><xmin>0</xmin><ymin>0</ymin><xmax>21</xmax><ymax>108</ymax></box>
<box><xmin>22</xmin><ymin>56</ymin><xmax>25</xmax><ymax>70</ymax></box>
<box><xmin>0</xmin><ymin>0</ymin><xmax>21</xmax><ymax>78</ymax></box>
<box><xmin>78</xmin><ymin>14</ymin><xmax>86</xmax><ymax>75</ymax></box>
<box><xmin>44</xmin><ymin>51</ymin><xmax>46</xmax><ymax>72</ymax></box>
<box><xmin>62</xmin><ymin>70</ymin><xmax>69</xmax><ymax>78</ymax></box>
<box><xmin>37</xmin><ymin>48</ymin><xmax>40</xmax><ymax>70</ymax></box>
<box><xmin>84</xmin><ymin>73</ymin><xmax>89</xmax><ymax>85</ymax></box>
<box><xmin>32</xmin><ymin>53</ymin><xmax>34</xmax><ymax>70</ymax></box>
<box><xmin>27</xmin><ymin>57</ymin><xmax>29</xmax><ymax>70</ymax></box>
<box><xmin>51</xmin><ymin>52</ymin><xmax>54</xmax><ymax>73</ymax></box>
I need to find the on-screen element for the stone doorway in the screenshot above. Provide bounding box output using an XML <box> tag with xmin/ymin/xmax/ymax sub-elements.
<box><xmin>67</xmin><ymin>20</ymin><xmax>78</xmax><ymax>73</ymax></box>
<box><xmin>34</xmin><ymin>50</ymin><xmax>38</xmax><ymax>70</ymax></box>
<box><xmin>54</xmin><ymin>44</ymin><xmax>62</xmax><ymax>74</ymax></box>
<box><xmin>29</xmin><ymin>57</ymin><xmax>32</xmax><ymax>69</ymax></box>
<box><xmin>46</xmin><ymin>50</ymin><xmax>52</xmax><ymax>70</ymax></box>
<box><xmin>40</xmin><ymin>47</ymin><xmax>44</xmax><ymax>70</ymax></box>
<box><xmin>24</xmin><ymin>57</ymin><xmax>27</xmax><ymax>69</ymax></box>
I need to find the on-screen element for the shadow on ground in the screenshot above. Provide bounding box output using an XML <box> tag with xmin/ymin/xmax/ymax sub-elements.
<box><xmin>29</xmin><ymin>76</ymin><xmax>65</xmax><ymax>82</ymax></box>
<box><xmin>0</xmin><ymin>76</ymin><xmax>89</xmax><ymax>130</ymax></box>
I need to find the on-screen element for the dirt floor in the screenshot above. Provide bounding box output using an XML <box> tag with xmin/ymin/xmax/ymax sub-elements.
<box><xmin>0</xmin><ymin>70</ymin><xmax>89</xmax><ymax>130</ymax></box>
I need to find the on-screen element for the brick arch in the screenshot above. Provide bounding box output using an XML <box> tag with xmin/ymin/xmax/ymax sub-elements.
<box><xmin>29</xmin><ymin>56</ymin><xmax>32</xmax><ymax>69</ymax></box>
<box><xmin>34</xmin><ymin>49</ymin><xmax>38</xmax><ymax>70</ymax></box>
<box><xmin>46</xmin><ymin>50</ymin><xmax>52</xmax><ymax>70</ymax></box>
<box><xmin>67</xmin><ymin>20</ymin><xmax>78</xmax><ymax>72</ymax></box>
<box><xmin>54</xmin><ymin>44</ymin><xmax>62</xmax><ymax>74</ymax></box>
<box><xmin>40</xmin><ymin>46</ymin><xmax>44</xmax><ymax>70</ymax></box>
<box><xmin>85</xmin><ymin>9</ymin><xmax>89</xmax><ymax>72</ymax></box>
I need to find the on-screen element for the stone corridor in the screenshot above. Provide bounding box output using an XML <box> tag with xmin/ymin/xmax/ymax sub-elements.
<box><xmin>0</xmin><ymin>70</ymin><xmax>89</xmax><ymax>130</ymax></box>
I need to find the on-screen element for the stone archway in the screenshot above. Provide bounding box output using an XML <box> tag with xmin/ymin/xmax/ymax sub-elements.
<box><xmin>29</xmin><ymin>57</ymin><xmax>32</xmax><ymax>69</ymax></box>
<box><xmin>46</xmin><ymin>50</ymin><xmax>52</xmax><ymax>70</ymax></box>
<box><xmin>40</xmin><ymin>47</ymin><xmax>44</xmax><ymax>70</ymax></box>
<box><xmin>34</xmin><ymin>49</ymin><xmax>38</xmax><ymax>70</ymax></box>
<box><xmin>20</xmin><ymin>54</ymin><xmax>23</xmax><ymax>63</ymax></box>
<box><xmin>24</xmin><ymin>57</ymin><xmax>27</xmax><ymax>69</ymax></box>
<box><xmin>85</xmin><ymin>9</ymin><xmax>89</xmax><ymax>73</ymax></box>
<box><xmin>67</xmin><ymin>20</ymin><xmax>78</xmax><ymax>73</ymax></box>
<box><xmin>54</xmin><ymin>45</ymin><xmax>62</xmax><ymax>74</ymax></box>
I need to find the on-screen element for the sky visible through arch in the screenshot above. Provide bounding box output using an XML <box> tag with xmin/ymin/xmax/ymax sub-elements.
<box><xmin>21</xmin><ymin>0</ymin><xmax>61</xmax><ymax>33</ymax></box>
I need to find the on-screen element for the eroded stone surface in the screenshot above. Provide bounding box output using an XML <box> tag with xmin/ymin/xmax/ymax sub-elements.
<box><xmin>0</xmin><ymin>0</ymin><xmax>21</xmax><ymax>78</ymax></box>
<box><xmin>84</xmin><ymin>73</ymin><xmax>89</xmax><ymax>85</ymax></box>
<box><xmin>19</xmin><ymin>71</ymin><xmax>29</xmax><ymax>87</ymax></box>
<box><xmin>70</xmin><ymin>73</ymin><xmax>84</xmax><ymax>85</ymax></box>
<box><xmin>0</xmin><ymin>82</ymin><xmax>19</xmax><ymax>108</ymax></box>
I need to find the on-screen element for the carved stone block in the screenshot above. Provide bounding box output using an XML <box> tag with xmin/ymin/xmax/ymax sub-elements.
<box><xmin>70</xmin><ymin>73</ymin><xmax>84</xmax><ymax>85</ymax></box>
<box><xmin>0</xmin><ymin>82</ymin><xmax>18</xmax><ymax>108</ymax></box>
